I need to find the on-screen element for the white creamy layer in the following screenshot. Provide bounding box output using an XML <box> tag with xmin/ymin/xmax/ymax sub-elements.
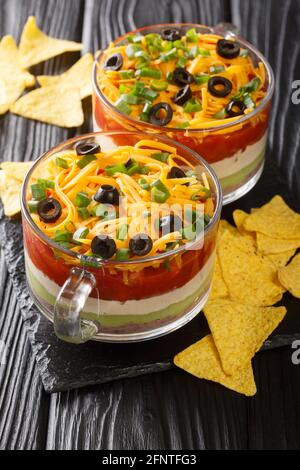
<box><xmin>25</xmin><ymin>252</ymin><xmax>214</xmax><ymax>316</ymax></box>
<box><xmin>211</xmin><ymin>133</ymin><xmax>267</xmax><ymax>179</ymax></box>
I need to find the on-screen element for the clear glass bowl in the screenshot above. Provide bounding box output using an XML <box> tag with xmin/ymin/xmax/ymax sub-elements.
<box><xmin>92</xmin><ymin>23</ymin><xmax>274</xmax><ymax>205</ymax></box>
<box><xmin>21</xmin><ymin>131</ymin><xmax>222</xmax><ymax>343</ymax></box>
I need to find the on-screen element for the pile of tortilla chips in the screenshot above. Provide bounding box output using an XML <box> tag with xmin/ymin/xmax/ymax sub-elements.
<box><xmin>175</xmin><ymin>195</ymin><xmax>300</xmax><ymax>396</ymax></box>
<box><xmin>0</xmin><ymin>16</ymin><xmax>93</xmax><ymax>127</ymax></box>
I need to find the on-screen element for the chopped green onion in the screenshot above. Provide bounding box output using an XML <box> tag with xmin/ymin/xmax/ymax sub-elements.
<box><xmin>37</xmin><ymin>178</ymin><xmax>55</xmax><ymax>189</ymax></box>
<box><xmin>188</xmin><ymin>46</ymin><xmax>209</xmax><ymax>59</ymax></box>
<box><xmin>145</xmin><ymin>33</ymin><xmax>163</xmax><ymax>50</ymax></box>
<box><xmin>150</xmin><ymin>179</ymin><xmax>170</xmax><ymax>202</ymax></box>
<box><xmin>119</xmin><ymin>84</ymin><xmax>127</xmax><ymax>94</ymax></box>
<box><xmin>139</xmin><ymin>112</ymin><xmax>150</xmax><ymax>122</ymax></box>
<box><xmin>127</xmin><ymin>34</ymin><xmax>143</xmax><ymax>43</ymax></box>
<box><xmin>151</xmin><ymin>187</ymin><xmax>170</xmax><ymax>203</ymax></box>
<box><xmin>213</xmin><ymin>108</ymin><xmax>227</xmax><ymax>119</ymax></box>
<box><xmin>131</xmin><ymin>81</ymin><xmax>145</xmax><ymax>96</ymax></box>
<box><xmin>125</xmin><ymin>44</ymin><xmax>142</xmax><ymax>58</ymax></box>
<box><xmin>204</xmin><ymin>214</ymin><xmax>211</xmax><ymax>226</ymax></box>
<box><xmin>119</xmin><ymin>69</ymin><xmax>135</xmax><ymax>79</ymax></box>
<box><xmin>73</xmin><ymin>227</ymin><xmax>89</xmax><ymax>242</ymax></box>
<box><xmin>139</xmin><ymin>165</ymin><xmax>150</xmax><ymax>175</ymax></box>
<box><xmin>105</xmin><ymin>163</ymin><xmax>127</xmax><ymax>176</ymax></box>
<box><xmin>53</xmin><ymin>230</ymin><xmax>72</xmax><ymax>243</ymax></box>
<box><xmin>117</xmin><ymin>223</ymin><xmax>129</xmax><ymax>241</ymax></box>
<box><xmin>177</xmin><ymin>55</ymin><xmax>188</xmax><ymax>68</ymax></box>
<box><xmin>115</xmin><ymin>99</ymin><xmax>132</xmax><ymax>115</ymax></box>
<box><xmin>28</xmin><ymin>200</ymin><xmax>39</xmax><ymax>213</ymax></box>
<box><xmin>194</xmin><ymin>74</ymin><xmax>210</xmax><ymax>84</ymax></box>
<box><xmin>163</xmin><ymin>260</ymin><xmax>171</xmax><ymax>271</ymax></box>
<box><xmin>118</xmin><ymin>94</ymin><xmax>141</xmax><ymax>105</ymax></box>
<box><xmin>150</xmin><ymin>80</ymin><xmax>168</xmax><ymax>91</ymax></box>
<box><xmin>135</xmin><ymin>67</ymin><xmax>162</xmax><ymax>79</ymax></box>
<box><xmin>64</xmin><ymin>220</ymin><xmax>76</xmax><ymax>232</ymax></box>
<box><xmin>177</xmin><ymin>121</ymin><xmax>190</xmax><ymax>129</ymax></box>
<box><xmin>74</xmin><ymin>191</ymin><xmax>90</xmax><ymax>207</ymax></box>
<box><xmin>243</xmin><ymin>92</ymin><xmax>255</xmax><ymax>109</ymax></box>
<box><xmin>240</xmin><ymin>48</ymin><xmax>249</xmax><ymax>57</ymax></box>
<box><xmin>138</xmin><ymin>178</ymin><xmax>150</xmax><ymax>190</ymax></box>
<box><xmin>185</xmin><ymin>169</ymin><xmax>197</xmax><ymax>177</ymax></box>
<box><xmin>240</xmin><ymin>77</ymin><xmax>261</xmax><ymax>93</ymax></box>
<box><xmin>186</xmin><ymin>28</ymin><xmax>198</xmax><ymax>43</ymax></box>
<box><xmin>135</xmin><ymin>50</ymin><xmax>150</xmax><ymax>62</ymax></box>
<box><xmin>142</xmin><ymin>101</ymin><xmax>152</xmax><ymax>114</ymax></box>
<box><xmin>55</xmin><ymin>157</ymin><xmax>69</xmax><ymax>169</ymax></box>
<box><xmin>181</xmin><ymin>224</ymin><xmax>196</xmax><ymax>240</ymax></box>
<box><xmin>77</xmin><ymin>207</ymin><xmax>90</xmax><ymax>220</ymax></box>
<box><xmin>92</xmin><ymin>203</ymin><xmax>116</xmax><ymax>220</ymax></box>
<box><xmin>31</xmin><ymin>183</ymin><xmax>46</xmax><ymax>201</ymax></box>
<box><xmin>183</xmin><ymin>97</ymin><xmax>202</xmax><ymax>113</ymax></box>
<box><xmin>209</xmin><ymin>64</ymin><xmax>225</xmax><ymax>74</ymax></box>
<box><xmin>148</xmin><ymin>45</ymin><xmax>160</xmax><ymax>59</ymax></box>
<box><xmin>143</xmin><ymin>88</ymin><xmax>158</xmax><ymax>101</ymax></box>
<box><xmin>56</xmin><ymin>241</ymin><xmax>73</xmax><ymax>249</ymax></box>
<box><xmin>160</xmin><ymin>47</ymin><xmax>177</xmax><ymax>62</ymax></box>
<box><xmin>151</xmin><ymin>152</ymin><xmax>169</xmax><ymax>163</ymax></box>
<box><xmin>166</xmin><ymin>71</ymin><xmax>173</xmax><ymax>82</ymax></box>
<box><xmin>173</xmin><ymin>40</ymin><xmax>188</xmax><ymax>51</ymax></box>
<box><xmin>77</xmin><ymin>154</ymin><xmax>97</xmax><ymax>169</ymax></box>
<box><xmin>115</xmin><ymin>248</ymin><xmax>130</xmax><ymax>261</ymax></box>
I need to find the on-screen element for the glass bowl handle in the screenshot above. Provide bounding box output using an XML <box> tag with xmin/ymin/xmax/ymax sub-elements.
<box><xmin>213</xmin><ymin>22</ymin><xmax>241</xmax><ymax>37</ymax></box>
<box><xmin>54</xmin><ymin>267</ymin><xmax>99</xmax><ymax>344</ymax></box>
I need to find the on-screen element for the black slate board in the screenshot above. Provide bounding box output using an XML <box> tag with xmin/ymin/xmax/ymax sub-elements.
<box><xmin>1</xmin><ymin>154</ymin><xmax>300</xmax><ymax>393</ymax></box>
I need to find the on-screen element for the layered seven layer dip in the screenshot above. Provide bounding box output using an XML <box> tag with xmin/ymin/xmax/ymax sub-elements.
<box><xmin>23</xmin><ymin>135</ymin><xmax>220</xmax><ymax>338</ymax></box>
<box><xmin>94</xmin><ymin>24</ymin><xmax>272</xmax><ymax>203</ymax></box>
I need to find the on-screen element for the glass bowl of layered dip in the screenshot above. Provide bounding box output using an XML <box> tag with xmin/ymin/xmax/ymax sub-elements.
<box><xmin>93</xmin><ymin>23</ymin><xmax>274</xmax><ymax>205</ymax></box>
<box><xmin>21</xmin><ymin>131</ymin><xmax>222</xmax><ymax>344</ymax></box>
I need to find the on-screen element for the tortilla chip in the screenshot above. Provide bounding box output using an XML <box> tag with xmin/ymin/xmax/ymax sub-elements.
<box><xmin>256</xmin><ymin>232</ymin><xmax>300</xmax><ymax>254</ymax></box>
<box><xmin>37</xmin><ymin>53</ymin><xmax>93</xmax><ymax>99</ymax></box>
<box><xmin>0</xmin><ymin>35</ymin><xmax>35</xmax><ymax>114</ymax></box>
<box><xmin>18</xmin><ymin>16</ymin><xmax>83</xmax><ymax>68</ymax></box>
<box><xmin>265</xmin><ymin>250</ymin><xmax>295</xmax><ymax>269</ymax></box>
<box><xmin>10</xmin><ymin>84</ymin><xmax>84</xmax><ymax>127</ymax></box>
<box><xmin>203</xmin><ymin>300</ymin><xmax>286</xmax><ymax>374</ymax></box>
<box><xmin>0</xmin><ymin>171</ymin><xmax>22</xmax><ymax>216</ymax></box>
<box><xmin>219</xmin><ymin>219</ymin><xmax>236</xmax><ymax>238</ymax></box>
<box><xmin>209</xmin><ymin>256</ymin><xmax>228</xmax><ymax>300</ymax></box>
<box><xmin>278</xmin><ymin>253</ymin><xmax>300</xmax><ymax>298</ymax></box>
<box><xmin>174</xmin><ymin>335</ymin><xmax>257</xmax><ymax>396</ymax></box>
<box><xmin>244</xmin><ymin>196</ymin><xmax>300</xmax><ymax>239</ymax></box>
<box><xmin>218</xmin><ymin>230</ymin><xmax>285</xmax><ymax>306</ymax></box>
<box><xmin>1</xmin><ymin>161</ymin><xmax>32</xmax><ymax>181</ymax></box>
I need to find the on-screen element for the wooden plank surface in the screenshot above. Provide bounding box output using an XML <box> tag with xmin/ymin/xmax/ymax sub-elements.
<box><xmin>1</xmin><ymin>0</ymin><xmax>300</xmax><ymax>450</ymax></box>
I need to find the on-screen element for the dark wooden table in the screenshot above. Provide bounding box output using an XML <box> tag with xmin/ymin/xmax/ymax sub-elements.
<box><xmin>1</xmin><ymin>0</ymin><xmax>300</xmax><ymax>450</ymax></box>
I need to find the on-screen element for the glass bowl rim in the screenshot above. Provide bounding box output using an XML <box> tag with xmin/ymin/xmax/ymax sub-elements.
<box><xmin>92</xmin><ymin>22</ymin><xmax>274</xmax><ymax>133</ymax></box>
<box><xmin>21</xmin><ymin>130</ymin><xmax>222</xmax><ymax>267</ymax></box>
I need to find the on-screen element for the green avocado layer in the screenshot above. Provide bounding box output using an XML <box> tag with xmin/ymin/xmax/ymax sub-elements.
<box><xmin>26</xmin><ymin>261</ymin><xmax>211</xmax><ymax>328</ymax></box>
<box><xmin>215</xmin><ymin>148</ymin><xmax>265</xmax><ymax>190</ymax></box>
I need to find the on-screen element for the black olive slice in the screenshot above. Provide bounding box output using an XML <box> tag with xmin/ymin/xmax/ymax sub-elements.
<box><xmin>94</xmin><ymin>185</ymin><xmax>120</xmax><ymax>205</ymax></box>
<box><xmin>103</xmin><ymin>53</ymin><xmax>123</xmax><ymax>71</ymax></box>
<box><xmin>129</xmin><ymin>234</ymin><xmax>153</xmax><ymax>257</ymax></box>
<box><xmin>91</xmin><ymin>235</ymin><xmax>117</xmax><ymax>259</ymax></box>
<box><xmin>161</xmin><ymin>28</ymin><xmax>181</xmax><ymax>41</ymax></box>
<box><xmin>149</xmin><ymin>103</ymin><xmax>173</xmax><ymax>126</ymax></box>
<box><xmin>208</xmin><ymin>76</ymin><xmax>232</xmax><ymax>97</ymax></box>
<box><xmin>167</xmin><ymin>166</ymin><xmax>186</xmax><ymax>179</ymax></box>
<box><xmin>216</xmin><ymin>39</ymin><xmax>240</xmax><ymax>59</ymax></box>
<box><xmin>37</xmin><ymin>198</ymin><xmax>62</xmax><ymax>223</ymax></box>
<box><xmin>75</xmin><ymin>142</ymin><xmax>101</xmax><ymax>156</ymax></box>
<box><xmin>172</xmin><ymin>67</ymin><xmax>194</xmax><ymax>87</ymax></box>
<box><xmin>225</xmin><ymin>99</ymin><xmax>246</xmax><ymax>117</ymax></box>
<box><xmin>173</xmin><ymin>85</ymin><xmax>192</xmax><ymax>106</ymax></box>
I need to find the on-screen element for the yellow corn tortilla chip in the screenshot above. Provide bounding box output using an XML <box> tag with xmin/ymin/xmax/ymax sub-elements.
<box><xmin>18</xmin><ymin>16</ymin><xmax>83</xmax><ymax>68</ymax></box>
<box><xmin>10</xmin><ymin>85</ymin><xmax>84</xmax><ymax>128</ymax></box>
<box><xmin>0</xmin><ymin>171</ymin><xmax>22</xmax><ymax>216</ymax></box>
<box><xmin>265</xmin><ymin>250</ymin><xmax>295</xmax><ymax>269</ymax></box>
<box><xmin>219</xmin><ymin>219</ymin><xmax>236</xmax><ymax>239</ymax></box>
<box><xmin>218</xmin><ymin>230</ymin><xmax>285</xmax><ymax>306</ymax></box>
<box><xmin>0</xmin><ymin>35</ymin><xmax>35</xmax><ymax>114</ymax></box>
<box><xmin>232</xmin><ymin>209</ymin><xmax>256</xmax><ymax>245</ymax></box>
<box><xmin>209</xmin><ymin>256</ymin><xmax>228</xmax><ymax>300</ymax></box>
<box><xmin>37</xmin><ymin>53</ymin><xmax>93</xmax><ymax>99</ymax></box>
<box><xmin>203</xmin><ymin>300</ymin><xmax>286</xmax><ymax>375</ymax></box>
<box><xmin>278</xmin><ymin>253</ymin><xmax>300</xmax><ymax>298</ymax></box>
<box><xmin>1</xmin><ymin>161</ymin><xmax>33</xmax><ymax>181</ymax></box>
<box><xmin>256</xmin><ymin>232</ymin><xmax>300</xmax><ymax>254</ymax></box>
<box><xmin>174</xmin><ymin>335</ymin><xmax>257</xmax><ymax>396</ymax></box>
<box><xmin>244</xmin><ymin>195</ymin><xmax>300</xmax><ymax>239</ymax></box>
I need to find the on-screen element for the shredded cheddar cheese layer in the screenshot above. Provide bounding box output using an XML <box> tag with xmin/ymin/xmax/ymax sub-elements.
<box><xmin>28</xmin><ymin>140</ymin><xmax>215</xmax><ymax>266</ymax></box>
<box><xmin>97</xmin><ymin>28</ymin><xmax>267</xmax><ymax>129</ymax></box>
